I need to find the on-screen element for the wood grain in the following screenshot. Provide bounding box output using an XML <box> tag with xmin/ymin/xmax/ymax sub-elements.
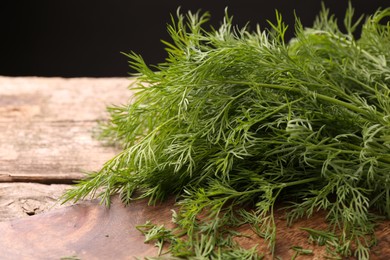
<box><xmin>0</xmin><ymin>183</ymin><xmax>72</xmax><ymax>222</ymax></box>
<box><xmin>0</xmin><ymin>76</ymin><xmax>131</xmax><ymax>221</ymax></box>
<box><xmin>0</xmin><ymin>196</ymin><xmax>174</xmax><ymax>260</ymax></box>
<box><xmin>0</xmin><ymin>76</ymin><xmax>132</xmax><ymax>182</ymax></box>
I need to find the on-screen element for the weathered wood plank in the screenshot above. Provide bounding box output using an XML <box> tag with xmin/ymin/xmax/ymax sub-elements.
<box><xmin>0</xmin><ymin>196</ymin><xmax>173</xmax><ymax>260</ymax></box>
<box><xmin>0</xmin><ymin>183</ymin><xmax>72</xmax><ymax>222</ymax></box>
<box><xmin>0</xmin><ymin>76</ymin><xmax>133</xmax><ymax>182</ymax></box>
<box><xmin>0</xmin><ymin>76</ymin><xmax>132</xmax><ymax>221</ymax></box>
<box><xmin>0</xmin><ymin>120</ymin><xmax>114</xmax><ymax>183</ymax></box>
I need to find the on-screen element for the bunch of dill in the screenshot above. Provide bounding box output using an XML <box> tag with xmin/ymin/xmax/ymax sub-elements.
<box><xmin>63</xmin><ymin>4</ymin><xmax>390</xmax><ymax>259</ymax></box>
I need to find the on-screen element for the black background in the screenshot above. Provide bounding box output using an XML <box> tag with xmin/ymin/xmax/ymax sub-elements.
<box><xmin>1</xmin><ymin>0</ymin><xmax>389</xmax><ymax>77</ymax></box>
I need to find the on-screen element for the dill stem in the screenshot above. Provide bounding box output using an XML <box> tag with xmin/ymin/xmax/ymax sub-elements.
<box><xmin>242</xmin><ymin>177</ymin><xmax>321</xmax><ymax>196</ymax></box>
<box><xmin>221</xmin><ymin>80</ymin><xmax>383</xmax><ymax>119</ymax></box>
<box><xmin>280</xmin><ymin>177</ymin><xmax>321</xmax><ymax>188</ymax></box>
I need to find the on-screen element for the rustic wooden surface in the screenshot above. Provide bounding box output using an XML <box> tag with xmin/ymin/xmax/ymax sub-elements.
<box><xmin>0</xmin><ymin>194</ymin><xmax>388</xmax><ymax>259</ymax></box>
<box><xmin>0</xmin><ymin>182</ymin><xmax>71</xmax><ymax>221</ymax></box>
<box><xmin>0</xmin><ymin>76</ymin><xmax>131</xmax><ymax>221</ymax></box>
<box><xmin>0</xmin><ymin>196</ymin><xmax>175</xmax><ymax>260</ymax></box>
<box><xmin>0</xmin><ymin>76</ymin><xmax>388</xmax><ymax>259</ymax></box>
<box><xmin>0</xmin><ymin>76</ymin><xmax>133</xmax><ymax>183</ymax></box>
<box><xmin>0</xmin><ymin>194</ymin><xmax>328</xmax><ymax>260</ymax></box>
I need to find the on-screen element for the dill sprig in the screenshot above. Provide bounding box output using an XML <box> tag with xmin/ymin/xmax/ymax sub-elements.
<box><xmin>63</xmin><ymin>4</ymin><xmax>390</xmax><ymax>259</ymax></box>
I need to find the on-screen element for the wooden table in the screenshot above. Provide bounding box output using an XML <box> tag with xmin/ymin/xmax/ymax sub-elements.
<box><xmin>0</xmin><ymin>77</ymin><xmax>388</xmax><ymax>259</ymax></box>
<box><xmin>0</xmin><ymin>76</ymin><xmax>131</xmax><ymax>220</ymax></box>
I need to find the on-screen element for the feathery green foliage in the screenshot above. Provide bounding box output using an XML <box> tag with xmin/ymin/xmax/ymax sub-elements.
<box><xmin>63</xmin><ymin>4</ymin><xmax>390</xmax><ymax>259</ymax></box>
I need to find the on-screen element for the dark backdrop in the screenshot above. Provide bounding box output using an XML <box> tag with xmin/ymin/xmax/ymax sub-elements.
<box><xmin>1</xmin><ymin>0</ymin><xmax>389</xmax><ymax>77</ymax></box>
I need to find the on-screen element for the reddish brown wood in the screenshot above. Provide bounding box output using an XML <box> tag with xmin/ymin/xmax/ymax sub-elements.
<box><xmin>0</xmin><ymin>196</ymin><xmax>388</xmax><ymax>259</ymax></box>
<box><xmin>0</xmin><ymin>196</ymin><xmax>174</xmax><ymax>260</ymax></box>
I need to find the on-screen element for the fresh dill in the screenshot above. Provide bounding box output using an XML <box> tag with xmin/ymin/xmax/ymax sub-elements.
<box><xmin>63</xmin><ymin>3</ymin><xmax>390</xmax><ymax>259</ymax></box>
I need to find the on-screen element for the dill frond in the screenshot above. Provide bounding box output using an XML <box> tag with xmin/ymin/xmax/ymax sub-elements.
<box><xmin>63</xmin><ymin>4</ymin><xmax>390</xmax><ymax>259</ymax></box>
